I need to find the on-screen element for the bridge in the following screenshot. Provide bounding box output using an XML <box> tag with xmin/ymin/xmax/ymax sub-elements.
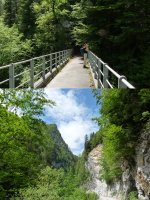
<box><xmin>0</xmin><ymin>49</ymin><xmax>135</xmax><ymax>89</ymax></box>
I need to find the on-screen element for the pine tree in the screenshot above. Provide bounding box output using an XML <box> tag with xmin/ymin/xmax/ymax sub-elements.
<box><xmin>4</xmin><ymin>0</ymin><xmax>19</xmax><ymax>26</ymax></box>
<box><xmin>84</xmin><ymin>134</ymin><xmax>91</xmax><ymax>154</ymax></box>
<box><xmin>17</xmin><ymin>0</ymin><xmax>36</xmax><ymax>38</ymax></box>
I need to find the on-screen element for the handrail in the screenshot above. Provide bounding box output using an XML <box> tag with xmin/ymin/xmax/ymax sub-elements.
<box><xmin>0</xmin><ymin>49</ymin><xmax>72</xmax><ymax>88</ymax></box>
<box><xmin>88</xmin><ymin>51</ymin><xmax>135</xmax><ymax>89</ymax></box>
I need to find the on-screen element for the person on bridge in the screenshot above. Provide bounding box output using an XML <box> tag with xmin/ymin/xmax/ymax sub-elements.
<box><xmin>83</xmin><ymin>43</ymin><xmax>89</xmax><ymax>68</ymax></box>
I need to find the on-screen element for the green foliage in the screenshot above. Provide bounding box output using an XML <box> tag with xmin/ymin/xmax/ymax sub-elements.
<box><xmin>15</xmin><ymin>167</ymin><xmax>65</xmax><ymax>200</ymax></box>
<box><xmin>0</xmin><ymin>105</ymin><xmax>40</xmax><ymax>198</ymax></box>
<box><xmin>0</xmin><ymin>90</ymin><xmax>55</xmax><ymax>197</ymax></box>
<box><xmin>17</xmin><ymin>0</ymin><xmax>36</xmax><ymax>38</ymax></box>
<box><xmin>71</xmin><ymin>0</ymin><xmax>150</xmax><ymax>87</ymax></box>
<box><xmin>0</xmin><ymin>0</ymin><xmax>5</xmax><ymax>16</ymax></box>
<box><xmin>93</xmin><ymin>89</ymin><xmax>150</xmax><ymax>183</ymax></box>
<box><xmin>128</xmin><ymin>191</ymin><xmax>138</xmax><ymax>200</ymax></box>
<box><xmin>74</xmin><ymin>153</ymin><xmax>89</xmax><ymax>184</ymax></box>
<box><xmin>0</xmin><ymin>19</ymin><xmax>32</xmax><ymax>87</ymax></box>
<box><xmin>46</xmin><ymin>124</ymin><xmax>76</xmax><ymax>169</ymax></box>
<box><xmin>1</xmin><ymin>0</ymin><xmax>150</xmax><ymax>87</ymax></box>
<box><xmin>84</xmin><ymin>132</ymin><xmax>102</xmax><ymax>155</ymax></box>
<box><xmin>0</xmin><ymin>18</ymin><xmax>31</xmax><ymax>66</ymax></box>
<box><xmin>100</xmin><ymin>124</ymin><xmax>127</xmax><ymax>182</ymax></box>
<box><xmin>4</xmin><ymin>0</ymin><xmax>18</xmax><ymax>26</ymax></box>
<box><xmin>12</xmin><ymin>166</ymin><xmax>98</xmax><ymax>200</ymax></box>
<box><xmin>33</xmin><ymin>0</ymin><xmax>72</xmax><ymax>54</ymax></box>
<box><xmin>0</xmin><ymin>89</ymin><xmax>83</xmax><ymax>198</ymax></box>
<box><xmin>0</xmin><ymin>89</ymin><xmax>54</xmax><ymax>118</ymax></box>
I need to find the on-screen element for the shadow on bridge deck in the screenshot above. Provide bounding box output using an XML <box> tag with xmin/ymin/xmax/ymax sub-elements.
<box><xmin>46</xmin><ymin>56</ymin><xmax>94</xmax><ymax>88</ymax></box>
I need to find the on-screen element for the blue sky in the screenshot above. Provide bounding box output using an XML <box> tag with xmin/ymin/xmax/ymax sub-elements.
<box><xmin>42</xmin><ymin>89</ymin><xmax>100</xmax><ymax>155</ymax></box>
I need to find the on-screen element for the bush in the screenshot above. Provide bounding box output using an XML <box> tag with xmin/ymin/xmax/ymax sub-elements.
<box><xmin>12</xmin><ymin>166</ymin><xmax>98</xmax><ymax>200</ymax></box>
<box><xmin>128</xmin><ymin>191</ymin><xmax>138</xmax><ymax>200</ymax></box>
<box><xmin>0</xmin><ymin>18</ymin><xmax>32</xmax><ymax>87</ymax></box>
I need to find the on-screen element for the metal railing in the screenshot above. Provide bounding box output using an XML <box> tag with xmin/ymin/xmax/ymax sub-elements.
<box><xmin>88</xmin><ymin>51</ymin><xmax>135</xmax><ymax>89</ymax></box>
<box><xmin>0</xmin><ymin>49</ymin><xmax>72</xmax><ymax>88</ymax></box>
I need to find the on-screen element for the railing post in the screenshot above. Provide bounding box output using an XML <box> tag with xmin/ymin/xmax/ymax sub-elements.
<box><xmin>64</xmin><ymin>50</ymin><xmax>66</xmax><ymax>61</ymax></box>
<box><xmin>118</xmin><ymin>76</ymin><xmax>127</xmax><ymax>88</ymax></box>
<box><xmin>94</xmin><ymin>57</ymin><xmax>98</xmax><ymax>80</ymax></box>
<box><xmin>30</xmin><ymin>59</ymin><xmax>34</xmax><ymax>88</ymax></box>
<box><xmin>50</xmin><ymin>54</ymin><xmax>52</xmax><ymax>74</ymax></box>
<box><xmin>60</xmin><ymin>51</ymin><xmax>63</xmax><ymax>64</ymax></box>
<box><xmin>62</xmin><ymin>51</ymin><xmax>65</xmax><ymax>63</ymax></box>
<box><xmin>89</xmin><ymin>52</ymin><xmax>92</xmax><ymax>68</ymax></box>
<box><xmin>97</xmin><ymin>60</ymin><xmax>101</xmax><ymax>88</ymax></box>
<box><xmin>55</xmin><ymin>53</ymin><xmax>57</xmax><ymax>68</ymax></box>
<box><xmin>103</xmin><ymin>63</ymin><xmax>108</xmax><ymax>88</ymax></box>
<box><xmin>59</xmin><ymin>52</ymin><xmax>61</xmax><ymax>66</ymax></box>
<box><xmin>91</xmin><ymin>55</ymin><xmax>95</xmax><ymax>72</ymax></box>
<box><xmin>9</xmin><ymin>64</ymin><xmax>15</xmax><ymax>88</ymax></box>
<box><xmin>65</xmin><ymin>50</ymin><xmax>67</xmax><ymax>60</ymax></box>
<box><xmin>69</xmin><ymin>49</ymin><xmax>72</xmax><ymax>57</ymax></box>
<box><xmin>66</xmin><ymin>50</ymin><xmax>68</xmax><ymax>60</ymax></box>
<box><xmin>42</xmin><ymin>56</ymin><xmax>46</xmax><ymax>82</ymax></box>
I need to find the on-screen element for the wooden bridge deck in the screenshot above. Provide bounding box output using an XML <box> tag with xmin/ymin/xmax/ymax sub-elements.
<box><xmin>46</xmin><ymin>57</ymin><xmax>94</xmax><ymax>88</ymax></box>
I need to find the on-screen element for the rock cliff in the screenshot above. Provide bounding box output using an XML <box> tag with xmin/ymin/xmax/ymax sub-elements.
<box><xmin>85</xmin><ymin>145</ymin><xmax>122</xmax><ymax>200</ymax></box>
<box><xmin>134</xmin><ymin>120</ymin><xmax>150</xmax><ymax>199</ymax></box>
<box><xmin>85</xmin><ymin>120</ymin><xmax>150</xmax><ymax>200</ymax></box>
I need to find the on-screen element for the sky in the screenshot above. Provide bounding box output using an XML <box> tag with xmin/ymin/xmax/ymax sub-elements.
<box><xmin>41</xmin><ymin>89</ymin><xmax>100</xmax><ymax>155</ymax></box>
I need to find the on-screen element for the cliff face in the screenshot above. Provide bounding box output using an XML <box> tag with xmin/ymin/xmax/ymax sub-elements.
<box><xmin>133</xmin><ymin>120</ymin><xmax>150</xmax><ymax>199</ymax></box>
<box><xmin>121</xmin><ymin>120</ymin><xmax>150</xmax><ymax>200</ymax></box>
<box><xmin>85</xmin><ymin>120</ymin><xmax>150</xmax><ymax>200</ymax></box>
<box><xmin>85</xmin><ymin>145</ymin><xmax>122</xmax><ymax>200</ymax></box>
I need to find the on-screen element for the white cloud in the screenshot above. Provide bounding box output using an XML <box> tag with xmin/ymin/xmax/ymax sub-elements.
<box><xmin>44</xmin><ymin>89</ymin><xmax>99</xmax><ymax>155</ymax></box>
<box><xmin>58</xmin><ymin>119</ymin><xmax>98</xmax><ymax>155</ymax></box>
<box><xmin>45</xmin><ymin>89</ymin><xmax>88</xmax><ymax>121</ymax></box>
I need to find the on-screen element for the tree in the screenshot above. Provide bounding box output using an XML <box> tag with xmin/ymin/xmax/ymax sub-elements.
<box><xmin>0</xmin><ymin>19</ymin><xmax>32</xmax><ymax>87</ymax></box>
<box><xmin>0</xmin><ymin>90</ymin><xmax>55</xmax><ymax>197</ymax></box>
<box><xmin>71</xmin><ymin>0</ymin><xmax>150</xmax><ymax>87</ymax></box>
<box><xmin>0</xmin><ymin>89</ymin><xmax>54</xmax><ymax>118</ymax></box>
<box><xmin>0</xmin><ymin>105</ymin><xmax>40</xmax><ymax>197</ymax></box>
<box><xmin>4</xmin><ymin>0</ymin><xmax>19</xmax><ymax>26</ymax></box>
<box><xmin>33</xmin><ymin>0</ymin><xmax>72</xmax><ymax>54</ymax></box>
<box><xmin>14</xmin><ymin>166</ymin><xmax>98</xmax><ymax>200</ymax></box>
<box><xmin>17</xmin><ymin>0</ymin><xmax>36</xmax><ymax>38</ymax></box>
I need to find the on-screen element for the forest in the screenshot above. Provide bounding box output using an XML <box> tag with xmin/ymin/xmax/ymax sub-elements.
<box><xmin>0</xmin><ymin>0</ymin><xmax>150</xmax><ymax>87</ymax></box>
<box><xmin>0</xmin><ymin>89</ymin><xmax>150</xmax><ymax>199</ymax></box>
<box><xmin>0</xmin><ymin>89</ymin><xmax>97</xmax><ymax>199</ymax></box>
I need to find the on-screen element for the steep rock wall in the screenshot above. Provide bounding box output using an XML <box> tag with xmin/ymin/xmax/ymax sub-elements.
<box><xmin>85</xmin><ymin>120</ymin><xmax>150</xmax><ymax>200</ymax></box>
<box><xmin>121</xmin><ymin>120</ymin><xmax>150</xmax><ymax>199</ymax></box>
<box><xmin>85</xmin><ymin>145</ymin><xmax>122</xmax><ymax>200</ymax></box>
<box><xmin>134</xmin><ymin>120</ymin><xmax>150</xmax><ymax>199</ymax></box>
